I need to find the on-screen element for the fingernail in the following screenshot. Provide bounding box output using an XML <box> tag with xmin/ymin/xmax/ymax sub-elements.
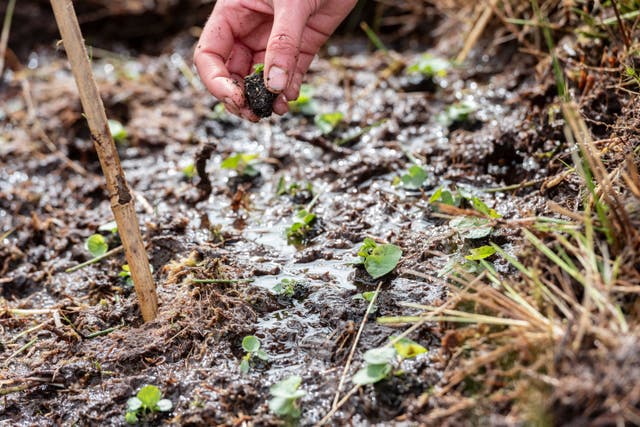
<box><xmin>267</xmin><ymin>66</ymin><xmax>287</xmax><ymax>92</ymax></box>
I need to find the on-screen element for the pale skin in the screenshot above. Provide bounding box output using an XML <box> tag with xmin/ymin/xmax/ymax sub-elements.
<box><xmin>193</xmin><ymin>0</ymin><xmax>358</xmax><ymax>121</ymax></box>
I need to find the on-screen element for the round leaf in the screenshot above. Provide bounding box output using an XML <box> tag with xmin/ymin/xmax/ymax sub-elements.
<box><xmin>126</xmin><ymin>397</ymin><xmax>142</xmax><ymax>412</ymax></box>
<box><xmin>125</xmin><ymin>411</ymin><xmax>138</xmax><ymax>424</ymax></box>
<box><xmin>85</xmin><ymin>234</ymin><xmax>108</xmax><ymax>257</ymax></box>
<box><xmin>352</xmin><ymin>363</ymin><xmax>392</xmax><ymax>385</ymax></box>
<box><xmin>363</xmin><ymin>347</ymin><xmax>396</xmax><ymax>365</ymax></box>
<box><xmin>364</xmin><ymin>244</ymin><xmax>402</xmax><ymax>279</ymax></box>
<box><xmin>270</xmin><ymin>375</ymin><xmax>304</xmax><ymax>398</ymax></box>
<box><xmin>242</xmin><ymin>335</ymin><xmax>261</xmax><ymax>353</ymax></box>
<box><xmin>392</xmin><ymin>337</ymin><xmax>427</xmax><ymax>359</ymax></box>
<box><xmin>136</xmin><ymin>385</ymin><xmax>162</xmax><ymax>407</ymax></box>
<box><xmin>156</xmin><ymin>398</ymin><xmax>173</xmax><ymax>412</ymax></box>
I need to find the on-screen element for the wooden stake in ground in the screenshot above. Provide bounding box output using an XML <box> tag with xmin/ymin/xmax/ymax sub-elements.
<box><xmin>50</xmin><ymin>0</ymin><xmax>158</xmax><ymax>322</ymax></box>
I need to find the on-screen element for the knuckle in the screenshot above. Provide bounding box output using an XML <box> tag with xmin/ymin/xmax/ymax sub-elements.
<box><xmin>268</xmin><ymin>33</ymin><xmax>299</xmax><ymax>53</ymax></box>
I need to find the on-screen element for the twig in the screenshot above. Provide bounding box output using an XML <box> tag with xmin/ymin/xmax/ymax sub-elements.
<box><xmin>481</xmin><ymin>177</ymin><xmax>545</xmax><ymax>193</ymax></box>
<box><xmin>331</xmin><ymin>281</ymin><xmax>382</xmax><ymax>409</ymax></box>
<box><xmin>3</xmin><ymin>308</ymin><xmax>58</xmax><ymax>316</ymax></box>
<box><xmin>610</xmin><ymin>0</ymin><xmax>632</xmax><ymax>50</ymax></box>
<box><xmin>8</xmin><ymin>318</ymin><xmax>53</xmax><ymax>344</ymax></box>
<box><xmin>3</xmin><ymin>338</ymin><xmax>38</xmax><ymax>367</ymax></box>
<box><xmin>1</xmin><ymin>228</ymin><xmax>14</xmax><ymax>241</ymax></box>
<box><xmin>0</xmin><ymin>0</ymin><xmax>16</xmax><ymax>77</ymax></box>
<box><xmin>50</xmin><ymin>0</ymin><xmax>158</xmax><ymax>321</ymax></box>
<box><xmin>65</xmin><ymin>245</ymin><xmax>124</xmax><ymax>273</ymax></box>
<box><xmin>190</xmin><ymin>278</ymin><xmax>254</xmax><ymax>284</ymax></box>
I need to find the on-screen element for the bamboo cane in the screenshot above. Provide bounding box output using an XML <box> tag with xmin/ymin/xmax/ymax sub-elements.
<box><xmin>50</xmin><ymin>0</ymin><xmax>158</xmax><ymax>321</ymax></box>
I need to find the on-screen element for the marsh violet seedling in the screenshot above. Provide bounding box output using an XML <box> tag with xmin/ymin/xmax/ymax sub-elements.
<box><xmin>391</xmin><ymin>336</ymin><xmax>427</xmax><ymax>359</ymax></box>
<box><xmin>85</xmin><ymin>234</ymin><xmax>108</xmax><ymax>257</ymax></box>
<box><xmin>352</xmin><ymin>347</ymin><xmax>396</xmax><ymax>385</ymax></box>
<box><xmin>357</xmin><ymin>238</ymin><xmax>402</xmax><ymax>279</ymax></box>
<box><xmin>288</xmin><ymin>84</ymin><xmax>317</xmax><ymax>116</ymax></box>
<box><xmin>108</xmin><ymin>119</ymin><xmax>128</xmax><ymax>144</ymax></box>
<box><xmin>239</xmin><ymin>335</ymin><xmax>268</xmax><ymax>374</ymax></box>
<box><xmin>315</xmin><ymin>111</ymin><xmax>344</xmax><ymax>135</ymax></box>
<box><xmin>268</xmin><ymin>375</ymin><xmax>306</xmax><ymax>419</ymax></box>
<box><xmin>221</xmin><ymin>153</ymin><xmax>260</xmax><ymax>178</ymax></box>
<box><xmin>407</xmin><ymin>53</ymin><xmax>450</xmax><ymax>78</ymax></box>
<box><xmin>125</xmin><ymin>384</ymin><xmax>172</xmax><ymax>424</ymax></box>
<box><xmin>465</xmin><ymin>245</ymin><xmax>496</xmax><ymax>261</ymax></box>
<box><xmin>285</xmin><ymin>209</ymin><xmax>317</xmax><ymax>245</ymax></box>
<box><xmin>399</xmin><ymin>165</ymin><xmax>428</xmax><ymax>190</ymax></box>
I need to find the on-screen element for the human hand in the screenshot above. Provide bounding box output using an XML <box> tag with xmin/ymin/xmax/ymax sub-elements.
<box><xmin>193</xmin><ymin>0</ymin><xmax>358</xmax><ymax>121</ymax></box>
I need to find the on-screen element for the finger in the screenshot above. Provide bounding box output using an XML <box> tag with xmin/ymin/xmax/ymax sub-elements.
<box><xmin>193</xmin><ymin>5</ymin><xmax>244</xmax><ymax>106</ymax></box>
<box><xmin>226</xmin><ymin>43</ymin><xmax>254</xmax><ymax>78</ymax></box>
<box><xmin>273</xmin><ymin>94</ymin><xmax>289</xmax><ymax>115</ymax></box>
<box><xmin>284</xmin><ymin>52</ymin><xmax>315</xmax><ymax>101</ymax></box>
<box><xmin>264</xmin><ymin>0</ymin><xmax>314</xmax><ymax>93</ymax></box>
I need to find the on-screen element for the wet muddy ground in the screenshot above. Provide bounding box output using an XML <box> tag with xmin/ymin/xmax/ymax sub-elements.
<box><xmin>0</xmin><ymin>8</ymin><xmax>632</xmax><ymax>426</ymax></box>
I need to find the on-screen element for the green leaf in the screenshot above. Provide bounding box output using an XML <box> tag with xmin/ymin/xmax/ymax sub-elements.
<box><xmin>125</xmin><ymin>411</ymin><xmax>139</xmax><ymax>424</ymax></box>
<box><xmin>391</xmin><ymin>337</ymin><xmax>427</xmax><ymax>359</ymax></box>
<box><xmin>85</xmin><ymin>234</ymin><xmax>108</xmax><ymax>257</ymax></box>
<box><xmin>221</xmin><ymin>153</ymin><xmax>259</xmax><ymax>170</ymax></box>
<box><xmin>108</xmin><ymin>119</ymin><xmax>128</xmax><ymax>143</ymax></box>
<box><xmin>252</xmin><ymin>63</ymin><xmax>265</xmax><ymax>73</ymax></box>
<box><xmin>450</xmin><ymin>216</ymin><xmax>493</xmax><ymax>240</ymax></box>
<box><xmin>239</xmin><ymin>358</ymin><xmax>250</xmax><ymax>374</ymax></box>
<box><xmin>362</xmin><ymin>291</ymin><xmax>378</xmax><ymax>302</ymax></box>
<box><xmin>401</xmin><ymin>165</ymin><xmax>428</xmax><ymax>190</ymax></box>
<box><xmin>429</xmin><ymin>187</ymin><xmax>456</xmax><ymax>206</ymax></box>
<box><xmin>465</xmin><ymin>245</ymin><xmax>496</xmax><ymax>261</ymax></box>
<box><xmin>270</xmin><ymin>375</ymin><xmax>305</xmax><ymax>399</ymax></box>
<box><xmin>242</xmin><ymin>335</ymin><xmax>261</xmax><ymax>353</ymax></box>
<box><xmin>363</xmin><ymin>244</ymin><xmax>402</xmax><ymax>279</ymax></box>
<box><xmin>357</xmin><ymin>237</ymin><xmax>378</xmax><ymax>258</ymax></box>
<box><xmin>126</xmin><ymin>397</ymin><xmax>142</xmax><ymax>412</ymax></box>
<box><xmin>268</xmin><ymin>396</ymin><xmax>301</xmax><ymax>418</ymax></box>
<box><xmin>471</xmin><ymin>197</ymin><xmax>501</xmax><ymax>218</ymax></box>
<box><xmin>182</xmin><ymin>163</ymin><xmax>195</xmax><ymax>179</ymax></box>
<box><xmin>407</xmin><ymin>54</ymin><xmax>450</xmax><ymax>77</ymax></box>
<box><xmin>288</xmin><ymin>84</ymin><xmax>317</xmax><ymax>116</ymax></box>
<box><xmin>363</xmin><ymin>347</ymin><xmax>396</xmax><ymax>365</ymax></box>
<box><xmin>156</xmin><ymin>399</ymin><xmax>173</xmax><ymax>412</ymax></box>
<box><xmin>314</xmin><ymin>112</ymin><xmax>344</xmax><ymax>134</ymax></box>
<box><xmin>255</xmin><ymin>349</ymin><xmax>269</xmax><ymax>361</ymax></box>
<box><xmin>436</xmin><ymin>101</ymin><xmax>477</xmax><ymax>127</ymax></box>
<box><xmin>352</xmin><ymin>363</ymin><xmax>392</xmax><ymax>385</ymax></box>
<box><xmin>137</xmin><ymin>385</ymin><xmax>162</xmax><ymax>408</ymax></box>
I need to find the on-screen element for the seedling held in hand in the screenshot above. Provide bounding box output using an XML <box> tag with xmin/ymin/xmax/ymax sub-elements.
<box><xmin>357</xmin><ymin>238</ymin><xmax>402</xmax><ymax>279</ymax></box>
<box><xmin>268</xmin><ymin>375</ymin><xmax>306</xmax><ymax>419</ymax></box>
<box><xmin>239</xmin><ymin>335</ymin><xmax>268</xmax><ymax>374</ymax></box>
<box><xmin>125</xmin><ymin>384</ymin><xmax>172</xmax><ymax>424</ymax></box>
<box><xmin>244</xmin><ymin>63</ymin><xmax>277</xmax><ymax>118</ymax></box>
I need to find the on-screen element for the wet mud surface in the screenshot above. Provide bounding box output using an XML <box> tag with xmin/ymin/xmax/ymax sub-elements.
<box><xmin>1</xmin><ymin>13</ymin><xmax>633</xmax><ymax>427</ymax></box>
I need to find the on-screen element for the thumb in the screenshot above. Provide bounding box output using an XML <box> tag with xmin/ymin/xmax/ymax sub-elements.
<box><xmin>264</xmin><ymin>1</ymin><xmax>312</xmax><ymax>93</ymax></box>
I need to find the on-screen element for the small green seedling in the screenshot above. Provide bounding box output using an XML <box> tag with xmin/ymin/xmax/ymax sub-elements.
<box><xmin>221</xmin><ymin>153</ymin><xmax>260</xmax><ymax>177</ymax></box>
<box><xmin>239</xmin><ymin>335</ymin><xmax>269</xmax><ymax>374</ymax></box>
<box><xmin>182</xmin><ymin>163</ymin><xmax>196</xmax><ymax>180</ymax></box>
<box><xmin>397</xmin><ymin>165</ymin><xmax>428</xmax><ymax>190</ymax></box>
<box><xmin>357</xmin><ymin>238</ymin><xmax>402</xmax><ymax>279</ymax></box>
<box><xmin>119</xmin><ymin>264</ymin><xmax>132</xmax><ymax>285</ymax></box>
<box><xmin>391</xmin><ymin>336</ymin><xmax>427</xmax><ymax>359</ymax></box>
<box><xmin>285</xmin><ymin>209</ymin><xmax>317</xmax><ymax>245</ymax></box>
<box><xmin>406</xmin><ymin>53</ymin><xmax>450</xmax><ymax>78</ymax></box>
<box><xmin>125</xmin><ymin>384</ymin><xmax>172</xmax><ymax>424</ymax></box>
<box><xmin>268</xmin><ymin>375</ymin><xmax>306</xmax><ymax>419</ymax></box>
<box><xmin>465</xmin><ymin>245</ymin><xmax>496</xmax><ymax>261</ymax></box>
<box><xmin>436</xmin><ymin>100</ymin><xmax>477</xmax><ymax>128</ymax></box>
<box><xmin>273</xmin><ymin>278</ymin><xmax>299</xmax><ymax>297</ymax></box>
<box><xmin>450</xmin><ymin>216</ymin><xmax>493</xmax><ymax>240</ymax></box>
<box><xmin>352</xmin><ymin>347</ymin><xmax>396</xmax><ymax>385</ymax></box>
<box><xmin>288</xmin><ymin>84</ymin><xmax>317</xmax><ymax>115</ymax></box>
<box><xmin>108</xmin><ymin>119</ymin><xmax>128</xmax><ymax>144</ymax></box>
<box><xmin>85</xmin><ymin>234</ymin><xmax>108</xmax><ymax>257</ymax></box>
<box><xmin>314</xmin><ymin>111</ymin><xmax>344</xmax><ymax>135</ymax></box>
<box><xmin>353</xmin><ymin>290</ymin><xmax>379</xmax><ymax>312</ymax></box>
<box><xmin>276</xmin><ymin>177</ymin><xmax>314</xmax><ymax>202</ymax></box>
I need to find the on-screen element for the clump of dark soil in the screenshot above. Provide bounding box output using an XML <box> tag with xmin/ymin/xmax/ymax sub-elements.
<box><xmin>244</xmin><ymin>70</ymin><xmax>278</xmax><ymax>118</ymax></box>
